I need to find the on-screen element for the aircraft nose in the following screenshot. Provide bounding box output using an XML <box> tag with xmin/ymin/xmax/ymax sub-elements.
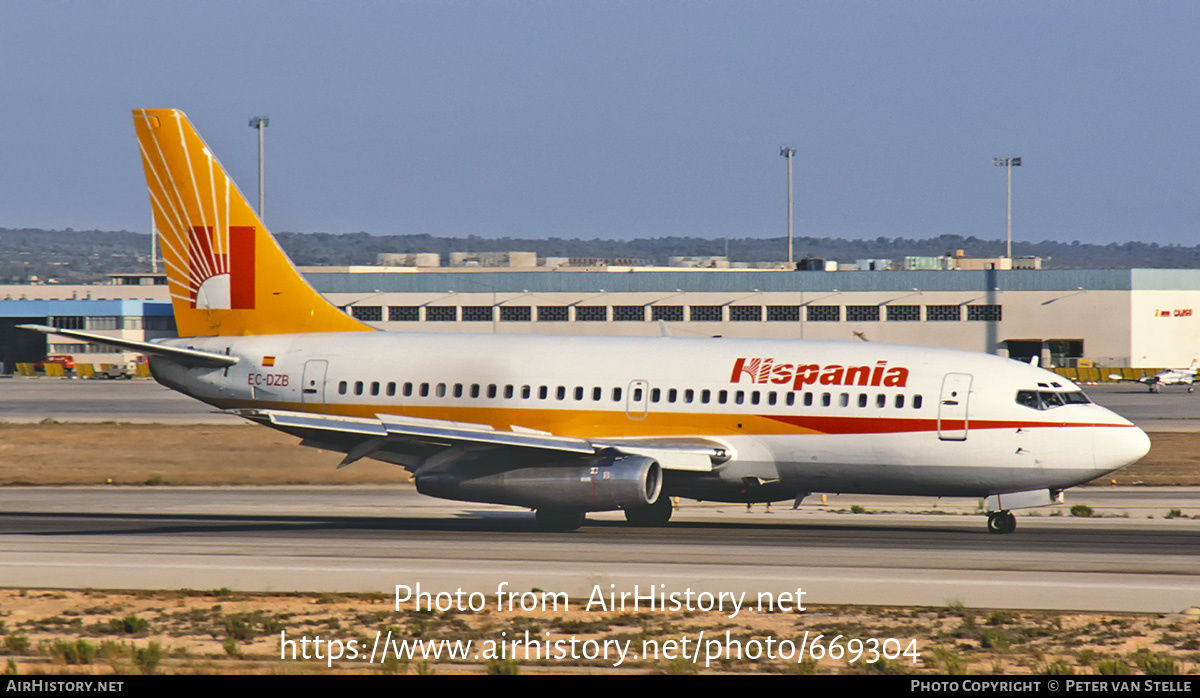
<box><xmin>1093</xmin><ymin>425</ymin><xmax>1151</xmax><ymax>475</ymax></box>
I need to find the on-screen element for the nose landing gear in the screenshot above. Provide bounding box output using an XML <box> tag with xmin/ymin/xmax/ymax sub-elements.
<box><xmin>987</xmin><ymin>510</ymin><xmax>1017</xmax><ymax>534</ymax></box>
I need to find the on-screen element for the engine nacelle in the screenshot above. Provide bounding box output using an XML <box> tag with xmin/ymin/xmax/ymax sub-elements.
<box><xmin>416</xmin><ymin>453</ymin><xmax>662</xmax><ymax>512</ymax></box>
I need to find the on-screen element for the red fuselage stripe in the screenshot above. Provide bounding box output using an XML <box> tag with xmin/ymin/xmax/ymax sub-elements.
<box><xmin>764</xmin><ymin>414</ymin><xmax>1133</xmax><ymax>435</ymax></box>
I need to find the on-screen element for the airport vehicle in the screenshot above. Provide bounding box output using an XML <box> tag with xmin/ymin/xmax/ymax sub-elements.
<box><xmin>34</xmin><ymin>354</ymin><xmax>75</xmax><ymax>373</ymax></box>
<box><xmin>1108</xmin><ymin>361</ymin><xmax>1198</xmax><ymax>393</ymax></box>
<box><xmin>20</xmin><ymin>109</ymin><xmax>1151</xmax><ymax>534</ymax></box>
<box><xmin>95</xmin><ymin>361</ymin><xmax>137</xmax><ymax>379</ymax></box>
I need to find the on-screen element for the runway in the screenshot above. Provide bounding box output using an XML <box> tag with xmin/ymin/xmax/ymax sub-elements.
<box><xmin>1</xmin><ymin>487</ymin><xmax>1198</xmax><ymax>613</ymax></box>
<box><xmin>0</xmin><ymin>378</ymin><xmax>239</xmax><ymax>424</ymax></box>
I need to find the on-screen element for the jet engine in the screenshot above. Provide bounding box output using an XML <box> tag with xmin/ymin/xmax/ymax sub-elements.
<box><xmin>415</xmin><ymin>452</ymin><xmax>662</xmax><ymax>512</ymax></box>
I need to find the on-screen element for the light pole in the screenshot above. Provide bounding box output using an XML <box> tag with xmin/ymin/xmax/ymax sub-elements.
<box><xmin>992</xmin><ymin>156</ymin><xmax>1022</xmax><ymax>261</ymax></box>
<box><xmin>780</xmin><ymin>147</ymin><xmax>797</xmax><ymax>266</ymax></box>
<box><xmin>249</xmin><ymin>116</ymin><xmax>270</xmax><ymax>220</ymax></box>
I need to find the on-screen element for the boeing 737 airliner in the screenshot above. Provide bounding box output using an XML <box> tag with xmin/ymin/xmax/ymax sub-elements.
<box><xmin>21</xmin><ymin>109</ymin><xmax>1151</xmax><ymax>533</ymax></box>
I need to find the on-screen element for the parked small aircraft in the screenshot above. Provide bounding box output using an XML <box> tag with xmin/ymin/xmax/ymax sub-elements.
<box><xmin>1109</xmin><ymin>361</ymin><xmax>1198</xmax><ymax>393</ymax></box>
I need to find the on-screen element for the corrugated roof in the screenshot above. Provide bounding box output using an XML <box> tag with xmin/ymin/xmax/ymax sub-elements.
<box><xmin>303</xmin><ymin>268</ymin><xmax>1181</xmax><ymax>294</ymax></box>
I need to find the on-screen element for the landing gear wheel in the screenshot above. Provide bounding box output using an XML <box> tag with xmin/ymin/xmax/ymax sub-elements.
<box><xmin>987</xmin><ymin>511</ymin><xmax>1016</xmax><ymax>534</ymax></box>
<box><xmin>535</xmin><ymin>508</ymin><xmax>585</xmax><ymax>532</ymax></box>
<box><xmin>624</xmin><ymin>497</ymin><xmax>673</xmax><ymax>527</ymax></box>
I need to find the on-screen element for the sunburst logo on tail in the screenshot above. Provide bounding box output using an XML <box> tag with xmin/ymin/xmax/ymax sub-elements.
<box><xmin>188</xmin><ymin>225</ymin><xmax>256</xmax><ymax>309</ymax></box>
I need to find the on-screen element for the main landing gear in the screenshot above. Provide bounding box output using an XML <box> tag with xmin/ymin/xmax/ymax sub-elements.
<box><xmin>987</xmin><ymin>510</ymin><xmax>1017</xmax><ymax>534</ymax></box>
<box><xmin>535</xmin><ymin>508</ymin><xmax>585</xmax><ymax>532</ymax></box>
<box><xmin>624</xmin><ymin>497</ymin><xmax>673</xmax><ymax>527</ymax></box>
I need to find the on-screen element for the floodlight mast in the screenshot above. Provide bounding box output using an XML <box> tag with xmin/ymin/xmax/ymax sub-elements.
<box><xmin>249</xmin><ymin>116</ymin><xmax>270</xmax><ymax>220</ymax></box>
<box><xmin>781</xmin><ymin>146</ymin><xmax>797</xmax><ymax>266</ymax></box>
<box><xmin>993</xmin><ymin>156</ymin><xmax>1022</xmax><ymax>261</ymax></box>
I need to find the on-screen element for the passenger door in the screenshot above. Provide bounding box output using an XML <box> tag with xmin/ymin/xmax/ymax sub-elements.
<box><xmin>938</xmin><ymin>373</ymin><xmax>972</xmax><ymax>441</ymax></box>
<box><xmin>301</xmin><ymin>360</ymin><xmax>328</xmax><ymax>413</ymax></box>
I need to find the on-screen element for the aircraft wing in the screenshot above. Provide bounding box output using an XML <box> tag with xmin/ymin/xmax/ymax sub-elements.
<box><xmin>229</xmin><ymin>408</ymin><xmax>723</xmax><ymax>473</ymax></box>
<box><xmin>1106</xmin><ymin>373</ymin><xmax>1151</xmax><ymax>384</ymax></box>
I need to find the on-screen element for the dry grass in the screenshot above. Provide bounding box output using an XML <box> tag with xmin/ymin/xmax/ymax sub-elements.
<box><xmin>0</xmin><ymin>589</ymin><xmax>1197</xmax><ymax>675</ymax></box>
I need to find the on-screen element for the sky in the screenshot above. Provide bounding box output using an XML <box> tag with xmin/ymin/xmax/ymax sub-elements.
<box><xmin>1</xmin><ymin>1</ymin><xmax>1198</xmax><ymax>246</ymax></box>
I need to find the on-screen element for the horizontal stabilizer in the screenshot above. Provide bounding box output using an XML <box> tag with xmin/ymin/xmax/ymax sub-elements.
<box><xmin>17</xmin><ymin>324</ymin><xmax>239</xmax><ymax>367</ymax></box>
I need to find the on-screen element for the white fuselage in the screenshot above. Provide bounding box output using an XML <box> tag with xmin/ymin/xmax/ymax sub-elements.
<box><xmin>150</xmin><ymin>332</ymin><xmax>1150</xmax><ymax>500</ymax></box>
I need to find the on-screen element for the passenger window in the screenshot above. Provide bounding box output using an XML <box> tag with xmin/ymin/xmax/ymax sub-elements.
<box><xmin>650</xmin><ymin>388</ymin><xmax>661</xmax><ymax>403</ymax></box>
<box><xmin>668</xmin><ymin>388</ymin><xmax>677</xmax><ymax>403</ymax></box>
<box><xmin>436</xmin><ymin>383</ymin><xmax>446</xmax><ymax>398</ymax></box>
<box><xmin>488</xmin><ymin>384</ymin><xmax>498</xmax><ymax>399</ymax></box>
<box><xmin>858</xmin><ymin>393</ymin><xmax>867</xmax><ymax>408</ymax></box>
<box><xmin>735</xmin><ymin>391</ymin><xmax>745</xmax><ymax>405</ymax></box>
<box><xmin>505</xmin><ymin>385</ymin><xmax>514</xmax><ymax>399</ymax></box>
<box><xmin>370</xmin><ymin>381</ymin><xmax>379</xmax><ymax>396</ymax></box>
<box><xmin>876</xmin><ymin>394</ymin><xmax>886</xmax><ymax>408</ymax></box>
<box><xmin>338</xmin><ymin>381</ymin><xmax>347</xmax><ymax>395</ymax></box>
<box><xmin>419</xmin><ymin>383</ymin><xmax>429</xmax><ymax>397</ymax></box>
<box><xmin>701</xmin><ymin>389</ymin><xmax>711</xmax><ymax>403</ymax></box>
<box><xmin>767</xmin><ymin>392</ymin><xmax>776</xmax><ymax>406</ymax></box>
<box><xmin>556</xmin><ymin>386</ymin><xmax>566</xmax><ymax>400</ymax></box>
<box><xmin>913</xmin><ymin>395</ymin><xmax>923</xmax><ymax>409</ymax></box>
<box><xmin>895</xmin><ymin>394</ymin><xmax>905</xmax><ymax>409</ymax></box>
<box><xmin>355</xmin><ymin>381</ymin><xmax>364</xmax><ymax>396</ymax></box>
<box><xmin>751</xmin><ymin>391</ymin><xmax>760</xmax><ymax>405</ymax></box>
<box><xmin>522</xmin><ymin>385</ymin><xmax>532</xmax><ymax>399</ymax></box>
<box><xmin>684</xmin><ymin>389</ymin><xmax>694</xmax><ymax>404</ymax></box>
<box><xmin>718</xmin><ymin>390</ymin><xmax>728</xmax><ymax>404</ymax></box>
<box><xmin>840</xmin><ymin>393</ymin><xmax>849</xmax><ymax>407</ymax></box>
<box><xmin>574</xmin><ymin>386</ymin><xmax>583</xmax><ymax>400</ymax></box>
<box><xmin>822</xmin><ymin>393</ymin><xmax>831</xmax><ymax>407</ymax></box>
<box><xmin>633</xmin><ymin>387</ymin><xmax>643</xmax><ymax>401</ymax></box>
<box><xmin>539</xmin><ymin>386</ymin><xmax>549</xmax><ymax>399</ymax></box>
<box><xmin>453</xmin><ymin>383</ymin><xmax>463</xmax><ymax>398</ymax></box>
<box><xmin>804</xmin><ymin>392</ymin><xmax>813</xmax><ymax>407</ymax></box>
<box><xmin>612</xmin><ymin>387</ymin><xmax>622</xmax><ymax>402</ymax></box>
<box><xmin>786</xmin><ymin>392</ymin><xmax>795</xmax><ymax>407</ymax></box>
<box><xmin>403</xmin><ymin>382</ymin><xmax>413</xmax><ymax>397</ymax></box>
<box><xmin>470</xmin><ymin>384</ymin><xmax>480</xmax><ymax>398</ymax></box>
<box><xmin>593</xmin><ymin>387</ymin><xmax>602</xmax><ymax>401</ymax></box>
<box><xmin>386</xmin><ymin>382</ymin><xmax>396</xmax><ymax>397</ymax></box>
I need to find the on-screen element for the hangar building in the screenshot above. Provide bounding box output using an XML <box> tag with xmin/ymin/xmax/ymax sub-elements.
<box><xmin>3</xmin><ymin>268</ymin><xmax>1199</xmax><ymax>372</ymax></box>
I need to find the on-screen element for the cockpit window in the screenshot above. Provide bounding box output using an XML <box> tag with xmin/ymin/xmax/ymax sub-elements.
<box><xmin>1061</xmin><ymin>391</ymin><xmax>1091</xmax><ymax>404</ymax></box>
<box><xmin>1016</xmin><ymin>390</ymin><xmax>1091</xmax><ymax>410</ymax></box>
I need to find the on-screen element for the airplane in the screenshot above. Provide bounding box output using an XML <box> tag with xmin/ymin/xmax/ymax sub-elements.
<box><xmin>20</xmin><ymin>109</ymin><xmax>1151</xmax><ymax>535</ymax></box>
<box><xmin>1108</xmin><ymin>361</ymin><xmax>1198</xmax><ymax>393</ymax></box>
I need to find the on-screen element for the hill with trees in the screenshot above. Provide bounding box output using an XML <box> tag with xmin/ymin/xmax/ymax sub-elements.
<box><xmin>3</xmin><ymin>226</ymin><xmax>1198</xmax><ymax>285</ymax></box>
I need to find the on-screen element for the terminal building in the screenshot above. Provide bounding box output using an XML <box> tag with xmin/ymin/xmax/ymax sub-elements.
<box><xmin>2</xmin><ymin>267</ymin><xmax>1199</xmax><ymax>373</ymax></box>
